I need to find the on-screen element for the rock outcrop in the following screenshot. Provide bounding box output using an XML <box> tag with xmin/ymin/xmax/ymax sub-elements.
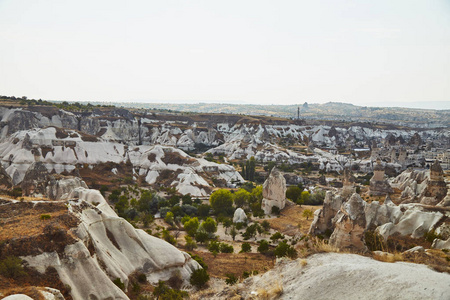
<box><xmin>329</xmin><ymin>193</ymin><xmax>367</xmax><ymax>251</ymax></box>
<box><xmin>422</xmin><ymin>160</ymin><xmax>447</xmax><ymax>204</ymax></box>
<box><xmin>228</xmin><ymin>253</ymin><xmax>450</xmax><ymax>300</ymax></box>
<box><xmin>233</xmin><ymin>208</ymin><xmax>247</xmax><ymax>223</ymax></box>
<box><xmin>369</xmin><ymin>159</ymin><xmax>393</xmax><ymax>196</ymax></box>
<box><xmin>20</xmin><ymin>188</ymin><xmax>200</xmax><ymax>300</ymax></box>
<box><xmin>20</xmin><ymin>162</ymin><xmax>50</xmax><ymax>197</ymax></box>
<box><xmin>390</xmin><ymin>164</ymin><xmax>448</xmax><ymax>205</ymax></box>
<box><xmin>46</xmin><ymin>175</ymin><xmax>88</xmax><ymax>200</ymax></box>
<box><xmin>261</xmin><ymin>168</ymin><xmax>286</xmax><ymax>214</ymax></box>
<box><xmin>308</xmin><ymin>191</ymin><xmax>344</xmax><ymax>235</ymax></box>
<box><xmin>0</xmin><ymin>162</ymin><xmax>13</xmax><ymax>190</ymax></box>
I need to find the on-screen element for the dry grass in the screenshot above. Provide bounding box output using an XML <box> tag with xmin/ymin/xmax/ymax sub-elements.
<box><xmin>299</xmin><ymin>259</ymin><xmax>308</xmax><ymax>267</ymax></box>
<box><xmin>264</xmin><ymin>203</ymin><xmax>320</xmax><ymax>236</ymax></box>
<box><xmin>189</xmin><ymin>251</ymin><xmax>274</xmax><ymax>279</ymax></box>
<box><xmin>256</xmin><ymin>280</ymin><xmax>283</xmax><ymax>300</ymax></box>
<box><xmin>0</xmin><ymin>201</ymin><xmax>74</xmax><ymax>242</ymax></box>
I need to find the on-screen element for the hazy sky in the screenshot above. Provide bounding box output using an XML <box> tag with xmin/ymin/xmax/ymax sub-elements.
<box><xmin>1</xmin><ymin>0</ymin><xmax>449</xmax><ymax>108</ymax></box>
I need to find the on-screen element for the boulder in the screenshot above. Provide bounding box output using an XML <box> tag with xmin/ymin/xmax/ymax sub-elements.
<box><xmin>329</xmin><ymin>193</ymin><xmax>367</xmax><ymax>251</ymax></box>
<box><xmin>261</xmin><ymin>168</ymin><xmax>286</xmax><ymax>214</ymax></box>
<box><xmin>233</xmin><ymin>208</ymin><xmax>247</xmax><ymax>223</ymax></box>
<box><xmin>403</xmin><ymin>246</ymin><xmax>424</xmax><ymax>253</ymax></box>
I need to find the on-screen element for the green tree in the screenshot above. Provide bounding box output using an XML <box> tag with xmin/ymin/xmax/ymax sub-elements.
<box><xmin>242</xmin><ymin>224</ymin><xmax>257</xmax><ymax>240</ymax></box>
<box><xmin>219</xmin><ymin>243</ymin><xmax>234</xmax><ymax>253</ymax></box>
<box><xmin>165</xmin><ymin>211</ymin><xmax>174</xmax><ymax>225</ymax></box>
<box><xmin>0</xmin><ymin>256</ymin><xmax>27</xmax><ymax>279</ymax></box>
<box><xmin>209</xmin><ymin>189</ymin><xmax>234</xmax><ymax>215</ymax></box>
<box><xmin>223</xmin><ymin>218</ymin><xmax>232</xmax><ymax>234</ymax></box>
<box><xmin>184</xmin><ymin>217</ymin><xmax>199</xmax><ymax>236</ymax></box>
<box><xmin>197</xmin><ymin>204</ymin><xmax>211</xmax><ymax>218</ymax></box>
<box><xmin>250</xmin><ymin>185</ymin><xmax>263</xmax><ymax>204</ymax></box>
<box><xmin>274</xmin><ymin>241</ymin><xmax>297</xmax><ymax>259</ymax></box>
<box><xmin>257</xmin><ymin>240</ymin><xmax>269</xmax><ymax>254</ymax></box>
<box><xmin>115</xmin><ymin>195</ymin><xmax>129</xmax><ymax>214</ymax></box>
<box><xmin>240</xmin><ymin>242</ymin><xmax>251</xmax><ymax>253</ymax></box>
<box><xmin>299</xmin><ymin>191</ymin><xmax>310</xmax><ymax>205</ymax></box>
<box><xmin>153</xmin><ymin>280</ymin><xmax>188</xmax><ymax>299</ymax></box>
<box><xmin>230</xmin><ymin>226</ymin><xmax>238</xmax><ymax>241</ymax></box>
<box><xmin>302</xmin><ymin>209</ymin><xmax>314</xmax><ymax>220</ymax></box>
<box><xmin>234</xmin><ymin>189</ymin><xmax>250</xmax><ymax>208</ymax></box>
<box><xmin>270</xmin><ymin>232</ymin><xmax>284</xmax><ymax>243</ymax></box>
<box><xmin>286</xmin><ymin>186</ymin><xmax>302</xmax><ymax>202</ymax></box>
<box><xmin>185</xmin><ymin>235</ymin><xmax>197</xmax><ymax>251</ymax></box>
<box><xmin>202</xmin><ymin>217</ymin><xmax>217</xmax><ymax>234</ymax></box>
<box><xmin>246</xmin><ymin>156</ymin><xmax>256</xmax><ymax>182</ymax></box>
<box><xmin>195</xmin><ymin>226</ymin><xmax>209</xmax><ymax>244</ymax></box>
<box><xmin>208</xmin><ymin>241</ymin><xmax>221</xmax><ymax>253</ymax></box>
<box><xmin>138</xmin><ymin>190</ymin><xmax>153</xmax><ymax>212</ymax></box>
<box><xmin>162</xmin><ymin>229</ymin><xmax>176</xmax><ymax>245</ymax></box>
<box><xmin>261</xmin><ymin>220</ymin><xmax>270</xmax><ymax>233</ymax></box>
<box><xmin>190</xmin><ymin>268</ymin><xmax>210</xmax><ymax>289</ymax></box>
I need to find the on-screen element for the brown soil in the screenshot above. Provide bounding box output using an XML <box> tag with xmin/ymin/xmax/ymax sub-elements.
<box><xmin>264</xmin><ymin>203</ymin><xmax>319</xmax><ymax>236</ymax></box>
<box><xmin>189</xmin><ymin>251</ymin><xmax>275</xmax><ymax>279</ymax></box>
<box><xmin>0</xmin><ymin>200</ymin><xmax>78</xmax><ymax>299</ymax></box>
<box><xmin>78</xmin><ymin>161</ymin><xmax>134</xmax><ymax>189</ymax></box>
<box><xmin>0</xmin><ymin>201</ymin><xmax>79</xmax><ymax>257</ymax></box>
<box><xmin>0</xmin><ymin>267</ymin><xmax>73</xmax><ymax>300</ymax></box>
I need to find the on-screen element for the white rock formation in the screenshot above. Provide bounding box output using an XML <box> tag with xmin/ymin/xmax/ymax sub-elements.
<box><xmin>0</xmin><ymin>128</ymin><xmax>244</xmax><ymax>196</ymax></box>
<box><xmin>329</xmin><ymin>193</ymin><xmax>367</xmax><ymax>251</ymax></box>
<box><xmin>261</xmin><ymin>168</ymin><xmax>286</xmax><ymax>214</ymax></box>
<box><xmin>3</xmin><ymin>295</ymin><xmax>34</xmax><ymax>300</ymax></box>
<box><xmin>21</xmin><ymin>187</ymin><xmax>200</xmax><ymax>300</ymax></box>
<box><xmin>234</xmin><ymin>253</ymin><xmax>450</xmax><ymax>300</ymax></box>
<box><xmin>233</xmin><ymin>208</ymin><xmax>247</xmax><ymax>223</ymax></box>
<box><xmin>308</xmin><ymin>191</ymin><xmax>344</xmax><ymax>235</ymax></box>
<box><xmin>46</xmin><ymin>176</ymin><xmax>88</xmax><ymax>200</ymax></box>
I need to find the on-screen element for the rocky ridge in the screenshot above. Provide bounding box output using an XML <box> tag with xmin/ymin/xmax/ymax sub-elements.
<box><xmin>1</xmin><ymin>177</ymin><xmax>200</xmax><ymax>300</ymax></box>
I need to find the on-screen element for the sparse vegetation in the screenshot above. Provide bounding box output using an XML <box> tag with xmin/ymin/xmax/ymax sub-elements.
<box><xmin>0</xmin><ymin>256</ymin><xmax>27</xmax><ymax>279</ymax></box>
<box><xmin>190</xmin><ymin>268</ymin><xmax>210</xmax><ymax>289</ymax></box>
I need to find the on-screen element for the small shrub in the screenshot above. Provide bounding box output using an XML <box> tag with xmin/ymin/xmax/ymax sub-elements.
<box><xmin>424</xmin><ymin>230</ymin><xmax>442</xmax><ymax>244</ymax></box>
<box><xmin>113</xmin><ymin>278</ymin><xmax>125</xmax><ymax>290</ymax></box>
<box><xmin>131</xmin><ymin>281</ymin><xmax>141</xmax><ymax>293</ymax></box>
<box><xmin>240</xmin><ymin>242</ymin><xmax>251</xmax><ymax>253</ymax></box>
<box><xmin>219</xmin><ymin>243</ymin><xmax>234</xmax><ymax>253</ymax></box>
<box><xmin>225</xmin><ymin>273</ymin><xmax>238</xmax><ymax>285</ymax></box>
<box><xmin>190</xmin><ymin>268</ymin><xmax>210</xmax><ymax>288</ymax></box>
<box><xmin>208</xmin><ymin>241</ymin><xmax>220</xmax><ymax>253</ymax></box>
<box><xmin>242</xmin><ymin>270</ymin><xmax>251</xmax><ymax>278</ymax></box>
<box><xmin>257</xmin><ymin>240</ymin><xmax>270</xmax><ymax>254</ymax></box>
<box><xmin>40</xmin><ymin>214</ymin><xmax>51</xmax><ymax>220</ymax></box>
<box><xmin>137</xmin><ymin>273</ymin><xmax>147</xmax><ymax>283</ymax></box>
<box><xmin>0</xmin><ymin>256</ymin><xmax>27</xmax><ymax>279</ymax></box>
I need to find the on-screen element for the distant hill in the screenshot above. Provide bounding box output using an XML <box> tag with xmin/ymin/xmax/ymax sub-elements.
<box><xmin>1</xmin><ymin>95</ymin><xmax>448</xmax><ymax>128</ymax></box>
<box><xmin>113</xmin><ymin>101</ymin><xmax>449</xmax><ymax>128</ymax></box>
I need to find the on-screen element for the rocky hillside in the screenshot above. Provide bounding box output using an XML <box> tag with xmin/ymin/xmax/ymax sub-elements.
<box><xmin>0</xmin><ymin>177</ymin><xmax>200</xmax><ymax>299</ymax></box>
<box><xmin>217</xmin><ymin>253</ymin><xmax>450</xmax><ymax>299</ymax></box>
<box><xmin>0</xmin><ymin>104</ymin><xmax>448</xmax><ymax>193</ymax></box>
